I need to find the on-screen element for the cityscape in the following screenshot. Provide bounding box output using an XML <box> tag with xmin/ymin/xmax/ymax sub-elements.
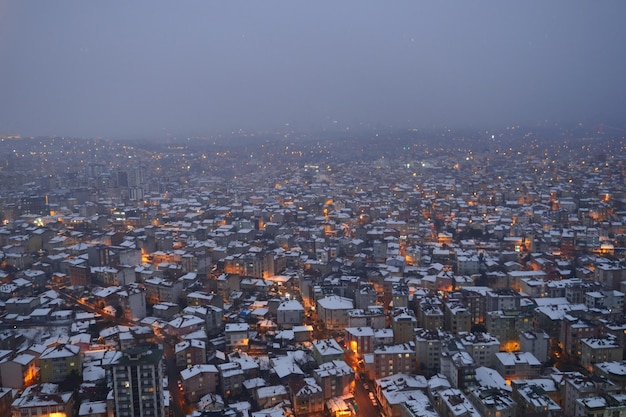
<box><xmin>1</xmin><ymin>2</ymin><xmax>626</xmax><ymax>417</ymax></box>
<box><xmin>0</xmin><ymin>124</ymin><xmax>625</xmax><ymax>417</ymax></box>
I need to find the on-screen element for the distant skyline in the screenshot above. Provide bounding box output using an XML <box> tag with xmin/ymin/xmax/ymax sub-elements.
<box><xmin>1</xmin><ymin>1</ymin><xmax>625</xmax><ymax>139</ymax></box>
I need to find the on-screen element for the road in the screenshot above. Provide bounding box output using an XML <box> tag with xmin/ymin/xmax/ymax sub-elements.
<box><xmin>344</xmin><ymin>350</ymin><xmax>379</xmax><ymax>417</ymax></box>
<box><xmin>163</xmin><ymin>337</ymin><xmax>186</xmax><ymax>417</ymax></box>
<box><xmin>354</xmin><ymin>378</ymin><xmax>380</xmax><ymax>417</ymax></box>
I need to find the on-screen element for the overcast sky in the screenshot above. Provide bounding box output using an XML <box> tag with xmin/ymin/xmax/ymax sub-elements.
<box><xmin>1</xmin><ymin>1</ymin><xmax>625</xmax><ymax>139</ymax></box>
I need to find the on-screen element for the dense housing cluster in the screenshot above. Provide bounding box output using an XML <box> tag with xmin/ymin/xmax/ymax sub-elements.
<box><xmin>0</xmin><ymin>126</ymin><xmax>625</xmax><ymax>417</ymax></box>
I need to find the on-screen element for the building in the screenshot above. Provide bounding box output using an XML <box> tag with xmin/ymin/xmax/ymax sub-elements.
<box><xmin>218</xmin><ymin>362</ymin><xmax>245</xmax><ymax>399</ymax></box>
<box><xmin>312</xmin><ymin>339</ymin><xmax>344</xmax><ymax>365</ymax></box>
<box><xmin>595</xmin><ymin>263</ymin><xmax>626</xmax><ymax>291</ymax></box>
<box><xmin>486</xmin><ymin>310</ymin><xmax>533</xmax><ymax>352</ymax></box>
<box><xmin>143</xmin><ymin>277</ymin><xmax>183</xmax><ymax>305</ymax></box>
<box><xmin>313</xmin><ymin>360</ymin><xmax>354</xmax><ymax>399</ymax></box>
<box><xmin>418</xmin><ymin>298</ymin><xmax>445</xmax><ymax>330</ymax></box>
<box><xmin>0</xmin><ymin>388</ymin><xmax>13</xmax><ymax>417</ymax></box>
<box><xmin>594</xmin><ymin>361</ymin><xmax>626</xmax><ymax>391</ymax></box>
<box><xmin>560</xmin><ymin>316</ymin><xmax>597</xmax><ymax>360</ymax></box>
<box><xmin>519</xmin><ymin>330</ymin><xmax>550</xmax><ymax>363</ymax></box>
<box><xmin>223</xmin><ymin>251</ymin><xmax>275</xmax><ymax>279</ymax></box>
<box><xmin>0</xmin><ymin>353</ymin><xmax>38</xmax><ymax>389</ymax></box>
<box><xmin>511</xmin><ymin>382</ymin><xmax>561</xmax><ymax>417</ymax></box>
<box><xmin>375</xmin><ymin>373</ymin><xmax>429</xmax><ymax>417</ymax></box>
<box><xmin>79</xmin><ymin>401</ymin><xmax>107</xmax><ymax>417</ymax></box>
<box><xmin>354</xmin><ymin>284</ymin><xmax>377</xmax><ymax>310</ymax></box>
<box><xmin>347</xmin><ymin>307</ymin><xmax>386</xmax><ymax>329</ymax></box>
<box><xmin>276</xmin><ymin>300</ymin><xmax>305</xmax><ymax>329</ymax></box>
<box><xmin>254</xmin><ymin>385</ymin><xmax>289</xmax><ymax>410</ymax></box>
<box><xmin>399</xmin><ymin>398</ymin><xmax>439</xmax><ymax>417</ymax></box>
<box><xmin>458</xmin><ymin>332</ymin><xmax>501</xmax><ymax>368</ymax></box>
<box><xmin>118</xmin><ymin>285</ymin><xmax>147</xmax><ymax>320</ymax></box>
<box><xmin>5</xmin><ymin>297</ymin><xmax>39</xmax><ymax>316</ymax></box>
<box><xmin>374</xmin><ymin>343</ymin><xmax>416</xmax><ymax>379</ymax></box>
<box><xmin>562</xmin><ymin>373</ymin><xmax>620</xmax><ymax>417</ymax></box>
<box><xmin>437</xmin><ymin>388</ymin><xmax>481</xmax><ymax>417</ymax></box>
<box><xmin>468</xmin><ymin>387</ymin><xmax>517</xmax><ymax>417</ymax></box>
<box><xmin>581</xmin><ymin>335</ymin><xmax>622</xmax><ymax>372</ymax></box>
<box><xmin>494</xmin><ymin>352</ymin><xmax>541</xmax><ymax>382</ymax></box>
<box><xmin>180</xmin><ymin>364</ymin><xmax>219</xmax><ymax>403</ymax></box>
<box><xmin>444</xmin><ymin>301</ymin><xmax>472</xmax><ymax>334</ymax></box>
<box><xmin>106</xmin><ymin>346</ymin><xmax>165</xmax><ymax>417</ymax></box>
<box><xmin>11</xmin><ymin>383</ymin><xmax>74</xmax><ymax>417</ymax></box>
<box><xmin>576</xmin><ymin>393</ymin><xmax>626</xmax><ymax>417</ymax></box>
<box><xmin>345</xmin><ymin>326</ymin><xmax>374</xmax><ymax>357</ymax></box>
<box><xmin>391</xmin><ymin>308</ymin><xmax>417</xmax><ymax>344</ymax></box>
<box><xmin>224</xmin><ymin>323</ymin><xmax>249</xmax><ymax>350</ymax></box>
<box><xmin>39</xmin><ymin>343</ymin><xmax>81</xmax><ymax>383</ymax></box>
<box><xmin>289</xmin><ymin>377</ymin><xmax>324</xmax><ymax>416</ymax></box>
<box><xmin>316</xmin><ymin>296</ymin><xmax>354</xmax><ymax>330</ymax></box>
<box><xmin>168</xmin><ymin>315</ymin><xmax>205</xmax><ymax>337</ymax></box>
<box><xmin>175</xmin><ymin>339</ymin><xmax>207</xmax><ymax>370</ymax></box>
<box><xmin>440</xmin><ymin>349</ymin><xmax>476</xmax><ymax>391</ymax></box>
<box><xmin>415</xmin><ymin>328</ymin><xmax>447</xmax><ymax>376</ymax></box>
<box><xmin>486</xmin><ymin>289</ymin><xmax>521</xmax><ymax>312</ymax></box>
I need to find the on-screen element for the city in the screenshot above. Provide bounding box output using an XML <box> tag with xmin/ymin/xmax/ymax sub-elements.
<box><xmin>0</xmin><ymin>125</ymin><xmax>625</xmax><ymax>417</ymax></box>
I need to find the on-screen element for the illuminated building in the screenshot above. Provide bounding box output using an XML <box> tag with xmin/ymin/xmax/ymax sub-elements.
<box><xmin>224</xmin><ymin>323</ymin><xmax>249</xmax><ymax>350</ymax></box>
<box><xmin>0</xmin><ymin>353</ymin><xmax>38</xmax><ymax>389</ymax></box>
<box><xmin>11</xmin><ymin>383</ymin><xmax>74</xmax><ymax>417</ymax></box>
<box><xmin>374</xmin><ymin>343</ymin><xmax>416</xmax><ymax>379</ymax></box>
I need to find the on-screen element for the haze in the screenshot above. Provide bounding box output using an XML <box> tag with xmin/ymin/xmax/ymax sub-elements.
<box><xmin>1</xmin><ymin>1</ymin><xmax>625</xmax><ymax>139</ymax></box>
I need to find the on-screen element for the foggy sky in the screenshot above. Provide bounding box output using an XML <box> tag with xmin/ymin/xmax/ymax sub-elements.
<box><xmin>1</xmin><ymin>1</ymin><xmax>625</xmax><ymax>139</ymax></box>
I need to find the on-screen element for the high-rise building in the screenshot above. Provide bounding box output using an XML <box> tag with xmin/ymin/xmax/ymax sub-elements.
<box><xmin>106</xmin><ymin>345</ymin><xmax>165</xmax><ymax>417</ymax></box>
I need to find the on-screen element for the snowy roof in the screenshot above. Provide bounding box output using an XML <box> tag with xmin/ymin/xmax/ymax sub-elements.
<box><xmin>277</xmin><ymin>300</ymin><xmax>304</xmax><ymax>311</ymax></box>
<box><xmin>377</xmin><ymin>373</ymin><xmax>429</xmax><ymax>405</ymax></box>
<box><xmin>312</xmin><ymin>339</ymin><xmax>343</xmax><ymax>356</ymax></box>
<box><xmin>168</xmin><ymin>314</ymin><xmax>204</xmax><ymax>329</ymax></box>
<box><xmin>345</xmin><ymin>327</ymin><xmax>375</xmax><ymax>337</ymax></box>
<box><xmin>79</xmin><ymin>401</ymin><xmax>107</xmax><ymax>416</ymax></box>
<box><xmin>289</xmin><ymin>377</ymin><xmax>322</xmax><ymax>396</ymax></box>
<box><xmin>40</xmin><ymin>343</ymin><xmax>80</xmax><ymax>360</ymax></box>
<box><xmin>474</xmin><ymin>366</ymin><xmax>512</xmax><ymax>392</ymax></box>
<box><xmin>439</xmin><ymin>388</ymin><xmax>481</xmax><ymax>417</ymax></box>
<box><xmin>495</xmin><ymin>352</ymin><xmax>541</xmax><ymax>367</ymax></box>
<box><xmin>256</xmin><ymin>385</ymin><xmax>287</xmax><ymax>399</ymax></box>
<box><xmin>225</xmin><ymin>323</ymin><xmax>250</xmax><ymax>332</ymax></box>
<box><xmin>181</xmin><ymin>364</ymin><xmax>218</xmax><ymax>380</ymax></box>
<box><xmin>595</xmin><ymin>361</ymin><xmax>626</xmax><ymax>376</ymax></box>
<box><xmin>314</xmin><ymin>360</ymin><xmax>353</xmax><ymax>378</ymax></box>
<box><xmin>317</xmin><ymin>295</ymin><xmax>354</xmax><ymax>310</ymax></box>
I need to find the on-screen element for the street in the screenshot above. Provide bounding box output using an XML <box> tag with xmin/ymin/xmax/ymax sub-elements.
<box><xmin>344</xmin><ymin>349</ymin><xmax>379</xmax><ymax>417</ymax></box>
<box><xmin>163</xmin><ymin>337</ymin><xmax>186</xmax><ymax>417</ymax></box>
<box><xmin>353</xmin><ymin>378</ymin><xmax>380</xmax><ymax>417</ymax></box>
